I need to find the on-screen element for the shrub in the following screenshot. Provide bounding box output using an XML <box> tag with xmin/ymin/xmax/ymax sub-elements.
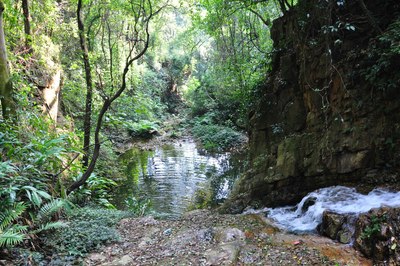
<box><xmin>361</xmin><ymin>18</ymin><xmax>400</xmax><ymax>92</ymax></box>
<box><xmin>125</xmin><ymin>196</ymin><xmax>153</xmax><ymax>216</ymax></box>
<box><xmin>127</xmin><ymin>120</ymin><xmax>160</xmax><ymax>139</ymax></box>
<box><xmin>44</xmin><ymin>207</ymin><xmax>133</xmax><ymax>257</ymax></box>
<box><xmin>191</xmin><ymin>122</ymin><xmax>246</xmax><ymax>152</ymax></box>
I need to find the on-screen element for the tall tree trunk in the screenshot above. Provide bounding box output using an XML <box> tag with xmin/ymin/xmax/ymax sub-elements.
<box><xmin>0</xmin><ymin>1</ymin><xmax>15</xmax><ymax>119</ymax></box>
<box><xmin>21</xmin><ymin>0</ymin><xmax>32</xmax><ymax>53</ymax></box>
<box><xmin>77</xmin><ymin>0</ymin><xmax>93</xmax><ymax>167</ymax></box>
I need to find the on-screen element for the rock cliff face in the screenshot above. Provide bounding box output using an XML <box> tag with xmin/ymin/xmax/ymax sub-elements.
<box><xmin>223</xmin><ymin>0</ymin><xmax>400</xmax><ymax>213</ymax></box>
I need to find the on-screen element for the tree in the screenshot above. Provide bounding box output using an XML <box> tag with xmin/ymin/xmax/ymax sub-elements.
<box><xmin>77</xmin><ymin>0</ymin><xmax>94</xmax><ymax>167</ymax></box>
<box><xmin>68</xmin><ymin>0</ymin><xmax>165</xmax><ymax>193</ymax></box>
<box><xmin>186</xmin><ymin>0</ymin><xmax>279</xmax><ymax>126</ymax></box>
<box><xmin>22</xmin><ymin>0</ymin><xmax>32</xmax><ymax>53</ymax></box>
<box><xmin>0</xmin><ymin>1</ymin><xmax>15</xmax><ymax>119</ymax></box>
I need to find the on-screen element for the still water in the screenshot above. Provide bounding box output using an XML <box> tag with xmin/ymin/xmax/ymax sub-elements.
<box><xmin>112</xmin><ymin>139</ymin><xmax>241</xmax><ymax>218</ymax></box>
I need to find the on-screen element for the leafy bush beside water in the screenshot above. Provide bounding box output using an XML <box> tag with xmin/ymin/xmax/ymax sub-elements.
<box><xmin>192</xmin><ymin>122</ymin><xmax>246</xmax><ymax>152</ymax></box>
<box><xmin>127</xmin><ymin>120</ymin><xmax>160</xmax><ymax>139</ymax></box>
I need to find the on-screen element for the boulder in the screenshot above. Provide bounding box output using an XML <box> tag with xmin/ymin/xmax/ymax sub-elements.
<box><xmin>318</xmin><ymin>210</ymin><xmax>355</xmax><ymax>244</ymax></box>
<box><xmin>353</xmin><ymin>207</ymin><xmax>400</xmax><ymax>264</ymax></box>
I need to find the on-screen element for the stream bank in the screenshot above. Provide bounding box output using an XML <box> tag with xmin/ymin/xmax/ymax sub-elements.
<box><xmin>85</xmin><ymin>210</ymin><xmax>371</xmax><ymax>266</ymax></box>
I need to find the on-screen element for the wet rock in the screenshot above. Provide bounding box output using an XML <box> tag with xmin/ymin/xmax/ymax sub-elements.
<box><xmin>338</xmin><ymin>230</ymin><xmax>352</xmax><ymax>244</ymax></box>
<box><xmin>301</xmin><ymin>196</ymin><xmax>317</xmax><ymax>212</ymax></box>
<box><xmin>319</xmin><ymin>211</ymin><xmax>355</xmax><ymax>244</ymax></box>
<box><xmin>222</xmin><ymin>0</ymin><xmax>400</xmax><ymax>213</ymax></box>
<box><xmin>353</xmin><ymin>207</ymin><xmax>400</xmax><ymax>264</ymax></box>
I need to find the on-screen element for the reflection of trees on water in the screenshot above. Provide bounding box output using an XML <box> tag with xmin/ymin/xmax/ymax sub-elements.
<box><xmin>208</xmin><ymin>152</ymin><xmax>245</xmax><ymax>202</ymax></box>
<box><xmin>113</xmin><ymin>140</ymin><xmax>242</xmax><ymax>217</ymax></box>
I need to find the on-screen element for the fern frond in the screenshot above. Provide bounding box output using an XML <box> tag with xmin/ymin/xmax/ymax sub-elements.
<box><xmin>8</xmin><ymin>224</ymin><xmax>28</xmax><ymax>233</ymax></box>
<box><xmin>0</xmin><ymin>203</ymin><xmax>26</xmax><ymax>231</ymax></box>
<box><xmin>0</xmin><ymin>230</ymin><xmax>25</xmax><ymax>247</ymax></box>
<box><xmin>37</xmin><ymin>199</ymin><xmax>66</xmax><ymax>222</ymax></box>
<box><xmin>30</xmin><ymin>221</ymin><xmax>67</xmax><ymax>234</ymax></box>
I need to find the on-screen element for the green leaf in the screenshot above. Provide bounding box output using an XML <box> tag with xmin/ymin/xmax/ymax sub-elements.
<box><xmin>31</xmin><ymin>221</ymin><xmax>67</xmax><ymax>234</ymax></box>
<box><xmin>0</xmin><ymin>231</ymin><xmax>25</xmax><ymax>247</ymax></box>
<box><xmin>36</xmin><ymin>190</ymin><xmax>52</xmax><ymax>200</ymax></box>
<box><xmin>0</xmin><ymin>203</ymin><xmax>27</xmax><ymax>231</ymax></box>
<box><xmin>37</xmin><ymin>199</ymin><xmax>72</xmax><ymax>222</ymax></box>
<box><xmin>31</xmin><ymin>190</ymin><xmax>43</xmax><ymax>207</ymax></box>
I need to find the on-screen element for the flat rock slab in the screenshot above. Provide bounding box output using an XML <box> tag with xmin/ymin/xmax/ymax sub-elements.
<box><xmin>85</xmin><ymin>210</ymin><xmax>371</xmax><ymax>265</ymax></box>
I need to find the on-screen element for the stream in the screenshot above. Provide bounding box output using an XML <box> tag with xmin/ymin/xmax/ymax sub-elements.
<box><xmin>112</xmin><ymin>138</ymin><xmax>242</xmax><ymax>218</ymax></box>
<box><xmin>113</xmin><ymin>138</ymin><xmax>400</xmax><ymax>235</ymax></box>
<box><xmin>256</xmin><ymin>186</ymin><xmax>400</xmax><ymax>233</ymax></box>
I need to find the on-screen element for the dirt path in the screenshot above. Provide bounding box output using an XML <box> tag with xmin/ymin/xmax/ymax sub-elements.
<box><xmin>85</xmin><ymin>210</ymin><xmax>371</xmax><ymax>266</ymax></box>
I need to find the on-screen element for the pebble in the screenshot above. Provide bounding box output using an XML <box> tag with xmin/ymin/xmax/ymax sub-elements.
<box><xmin>163</xmin><ymin>228</ymin><xmax>172</xmax><ymax>236</ymax></box>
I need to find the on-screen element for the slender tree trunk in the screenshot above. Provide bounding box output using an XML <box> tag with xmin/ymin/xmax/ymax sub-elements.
<box><xmin>77</xmin><ymin>0</ymin><xmax>94</xmax><ymax>167</ymax></box>
<box><xmin>21</xmin><ymin>0</ymin><xmax>32</xmax><ymax>53</ymax></box>
<box><xmin>68</xmin><ymin>0</ymin><xmax>162</xmax><ymax>193</ymax></box>
<box><xmin>0</xmin><ymin>1</ymin><xmax>15</xmax><ymax>119</ymax></box>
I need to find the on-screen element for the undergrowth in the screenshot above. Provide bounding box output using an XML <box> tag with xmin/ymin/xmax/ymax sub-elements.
<box><xmin>192</xmin><ymin>122</ymin><xmax>246</xmax><ymax>152</ymax></box>
<box><xmin>43</xmin><ymin>207</ymin><xmax>133</xmax><ymax>262</ymax></box>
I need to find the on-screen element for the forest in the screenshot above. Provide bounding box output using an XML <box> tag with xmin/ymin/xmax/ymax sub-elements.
<box><xmin>1</xmin><ymin>0</ymin><xmax>400</xmax><ymax>265</ymax></box>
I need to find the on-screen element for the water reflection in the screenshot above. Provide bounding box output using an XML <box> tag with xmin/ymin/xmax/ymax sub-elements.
<box><xmin>113</xmin><ymin>139</ymin><xmax>241</xmax><ymax>218</ymax></box>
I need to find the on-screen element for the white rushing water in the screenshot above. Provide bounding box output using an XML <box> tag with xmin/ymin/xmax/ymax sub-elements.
<box><xmin>261</xmin><ymin>186</ymin><xmax>400</xmax><ymax>233</ymax></box>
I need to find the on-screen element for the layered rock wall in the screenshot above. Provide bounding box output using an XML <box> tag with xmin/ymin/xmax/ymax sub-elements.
<box><xmin>223</xmin><ymin>0</ymin><xmax>400</xmax><ymax>212</ymax></box>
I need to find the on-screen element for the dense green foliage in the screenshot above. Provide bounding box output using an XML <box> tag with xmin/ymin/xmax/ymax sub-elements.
<box><xmin>192</xmin><ymin>118</ymin><xmax>247</xmax><ymax>151</ymax></box>
<box><xmin>184</xmin><ymin>0</ymin><xmax>280</xmax><ymax>129</ymax></box>
<box><xmin>0</xmin><ymin>0</ymin><xmax>166</xmax><ymax>254</ymax></box>
<box><xmin>362</xmin><ymin>18</ymin><xmax>400</xmax><ymax>92</ymax></box>
<box><xmin>45</xmin><ymin>207</ymin><xmax>132</xmax><ymax>257</ymax></box>
<box><xmin>0</xmin><ymin>0</ymin><xmax>287</xmax><ymax>259</ymax></box>
<box><xmin>0</xmin><ymin>117</ymin><xmax>76</xmax><ymax>249</ymax></box>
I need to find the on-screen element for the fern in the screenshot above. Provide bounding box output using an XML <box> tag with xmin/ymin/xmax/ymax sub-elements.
<box><xmin>36</xmin><ymin>198</ymin><xmax>74</xmax><ymax>222</ymax></box>
<box><xmin>30</xmin><ymin>221</ymin><xmax>67</xmax><ymax>234</ymax></box>
<box><xmin>0</xmin><ymin>203</ymin><xmax>28</xmax><ymax>248</ymax></box>
<box><xmin>0</xmin><ymin>203</ymin><xmax>26</xmax><ymax>231</ymax></box>
<box><xmin>0</xmin><ymin>230</ymin><xmax>25</xmax><ymax>248</ymax></box>
<box><xmin>7</xmin><ymin>224</ymin><xmax>28</xmax><ymax>233</ymax></box>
